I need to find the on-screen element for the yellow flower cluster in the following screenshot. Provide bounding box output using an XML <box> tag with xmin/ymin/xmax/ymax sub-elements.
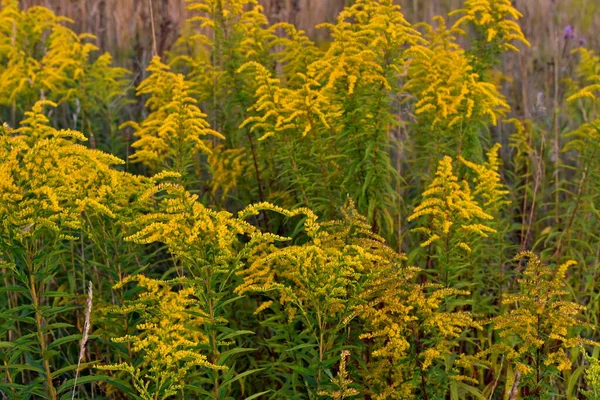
<box><xmin>181</xmin><ymin>0</ymin><xmax>276</xmax><ymax>103</ymax></box>
<box><xmin>318</xmin><ymin>350</ymin><xmax>360</xmax><ymax>399</ymax></box>
<box><xmin>567</xmin><ymin>48</ymin><xmax>600</xmax><ymax>105</ymax></box>
<box><xmin>126</xmin><ymin>179</ymin><xmax>250</xmax><ymax>274</ymax></box>
<box><xmin>312</xmin><ymin>0</ymin><xmax>422</xmax><ymax>95</ymax></box>
<box><xmin>0</xmin><ymin>101</ymin><xmax>137</xmax><ymax>246</ymax></box>
<box><xmin>487</xmin><ymin>252</ymin><xmax>598</xmax><ymax>376</ymax></box>
<box><xmin>239</xmin><ymin>0</ymin><xmax>423</xmax><ymax>141</ymax></box>
<box><xmin>124</xmin><ymin>57</ymin><xmax>223</xmax><ymax>175</ymax></box>
<box><xmin>0</xmin><ymin>0</ymin><xmax>129</xmax><ymax>116</ymax></box>
<box><xmin>357</xmin><ymin>269</ymin><xmax>481</xmax><ymax>398</ymax></box>
<box><xmin>406</xmin><ymin>18</ymin><xmax>509</xmax><ymax>131</ymax></box>
<box><xmin>450</xmin><ymin>0</ymin><xmax>530</xmax><ymax>52</ymax></box>
<box><xmin>360</xmin><ymin>282</ymin><xmax>478</xmax><ymax>363</ymax></box>
<box><xmin>100</xmin><ymin>275</ymin><xmax>222</xmax><ymax>400</ymax></box>
<box><xmin>236</xmin><ymin>201</ymin><xmax>379</xmax><ymax>321</ymax></box>
<box><xmin>408</xmin><ymin>156</ymin><xmax>495</xmax><ymax>252</ymax></box>
<box><xmin>206</xmin><ymin>143</ymin><xmax>248</xmax><ymax>200</ymax></box>
<box><xmin>239</xmin><ymin>61</ymin><xmax>339</xmax><ymax>140</ymax></box>
<box><xmin>582</xmin><ymin>349</ymin><xmax>600</xmax><ymax>398</ymax></box>
<box><xmin>459</xmin><ymin>143</ymin><xmax>510</xmax><ymax>212</ymax></box>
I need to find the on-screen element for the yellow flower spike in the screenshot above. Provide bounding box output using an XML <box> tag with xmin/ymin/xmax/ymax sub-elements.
<box><xmin>482</xmin><ymin>252</ymin><xmax>600</xmax><ymax>379</ymax></box>
<box><xmin>1</xmin><ymin>101</ymin><xmax>138</xmax><ymax>248</ymax></box>
<box><xmin>406</xmin><ymin>18</ymin><xmax>509</xmax><ymax>136</ymax></box>
<box><xmin>125</xmin><ymin>57</ymin><xmax>222</xmax><ymax>179</ymax></box>
<box><xmin>567</xmin><ymin>48</ymin><xmax>600</xmax><ymax>104</ymax></box>
<box><xmin>239</xmin><ymin>61</ymin><xmax>340</xmax><ymax>141</ymax></box>
<box><xmin>409</xmin><ymin>155</ymin><xmax>496</xmax><ymax>250</ymax></box>
<box><xmin>450</xmin><ymin>0</ymin><xmax>530</xmax><ymax>51</ymax></box>
<box><xmin>100</xmin><ymin>276</ymin><xmax>223</xmax><ymax>398</ymax></box>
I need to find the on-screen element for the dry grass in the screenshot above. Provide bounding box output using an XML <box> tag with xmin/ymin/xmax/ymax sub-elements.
<box><xmin>18</xmin><ymin>0</ymin><xmax>599</xmax><ymax>58</ymax></box>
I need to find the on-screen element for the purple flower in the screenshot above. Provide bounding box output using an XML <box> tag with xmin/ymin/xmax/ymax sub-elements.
<box><xmin>579</xmin><ymin>38</ymin><xmax>587</xmax><ymax>47</ymax></box>
<box><xmin>564</xmin><ymin>25</ymin><xmax>576</xmax><ymax>40</ymax></box>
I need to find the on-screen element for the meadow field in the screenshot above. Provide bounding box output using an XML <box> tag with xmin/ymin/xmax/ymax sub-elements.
<box><xmin>2</xmin><ymin>0</ymin><xmax>600</xmax><ymax>398</ymax></box>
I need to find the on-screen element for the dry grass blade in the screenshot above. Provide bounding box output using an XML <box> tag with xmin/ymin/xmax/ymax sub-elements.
<box><xmin>508</xmin><ymin>371</ymin><xmax>521</xmax><ymax>400</ymax></box>
<box><xmin>71</xmin><ymin>281</ymin><xmax>93</xmax><ymax>400</ymax></box>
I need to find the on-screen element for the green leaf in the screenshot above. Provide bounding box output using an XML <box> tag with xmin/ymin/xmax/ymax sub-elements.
<box><xmin>57</xmin><ymin>374</ymin><xmax>138</xmax><ymax>397</ymax></box>
<box><xmin>218</xmin><ymin>330</ymin><xmax>255</xmax><ymax>341</ymax></box>
<box><xmin>221</xmin><ymin>368</ymin><xmax>264</xmax><ymax>390</ymax></box>
<box><xmin>244</xmin><ymin>390</ymin><xmax>271</xmax><ymax>399</ymax></box>
<box><xmin>217</xmin><ymin>347</ymin><xmax>257</xmax><ymax>365</ymax></box>
<box><xmin>51</xmin><ymin>361</ymin><xmax>97</xmax><ymax>379</ymax></box>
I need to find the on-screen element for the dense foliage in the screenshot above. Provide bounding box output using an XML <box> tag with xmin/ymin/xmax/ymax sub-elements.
<box><xmin>2</xmin><ymin>0</ymin><xmax>600</xmax><ymax>398</ymax></box>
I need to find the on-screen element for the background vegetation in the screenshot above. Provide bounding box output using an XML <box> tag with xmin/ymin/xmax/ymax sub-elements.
<box><xmin>2</xmin><ymin>0</ymin><xmax>600</xmax><ymax>399</ymax></box>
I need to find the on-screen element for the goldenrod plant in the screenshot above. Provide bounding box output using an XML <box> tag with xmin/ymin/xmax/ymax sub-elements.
<box><xmin>236</xmin><ymin>200</ymin><xmax>400</xmax><ymax>397</ymax></box>
<box><xmin>172</xmin><ymin>0</ymin><xmax>278</xmax><ymax>208</ymax></box>
<box><xmin>315</xmin><ymin>0</ymin><xmax>422</xmax><ymax>238</ymax></box>
<box><xmin>123</xmin><ymin>56</ymin><xmax>223</xmax><ymax>187</ymax></box>
<box><xmin>236</xmin><ymin>0</ymin><xmax>424</xmax><ymax>240</ymax></box>
<box><xmin>3</xmin><ymin>0</ymin><xmax>600</xmax><ymax>399</ymax></box>
<box><xmin>466</xmin><ymin>252</ymin><xmax>598</xmax><ymax>398</ymax></box>
<box><xmin>318</xmin><ymin>350</ymin><xmax>359</xmax><ymax>399</ymax></box>
<box><xmin>450</xmin><ymin>0</ymin><xmax>530</xmax><ymax>73</ymax></box>
<box><xmin>405</xmin><ymin>17</ymin><xmax>509</xmax><ymax>172</ymax></box>
<box><xmin>408</xmin><ymin>155</ymin><xmax>496</xmax><ymax>286</ymax></box>
<box><xmin>238</xmin><ymin>60</ymin><xmax>341</xmax><ymax>214</ymax></box>
<box><xmin>0</xmin><ymin>101</ymin><xmax>144</xmax><ymax>399</ymax></box>
<box><xmin>0</xmin><ymin>0</ymin><xmax>130</xmax><ymax>148</ymax></box>
<box><xmin>358</xmin><ymin>276</ymin><xmax>481</xmax><ymax>399</ymax></box>
<box><xmin>581</xmin><ymin>348</ymin><xmax>600</xmax><ymax>399</ymax></box>
<box><xmin>99</xmin><ymin>276</ymin><xmax>224</xmax><ymax>400</ymax></box>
